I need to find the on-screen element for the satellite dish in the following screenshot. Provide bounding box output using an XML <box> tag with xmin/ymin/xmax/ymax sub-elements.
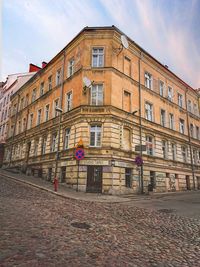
<box><xmin>83</xmin><ymin>76</ymin><xmax>91</xmax><ymax>87</ymax></box>
<box><xmin>121</xmin><ymin>35</ymin><xmax>129</xmax><ymax>49</ymax></box>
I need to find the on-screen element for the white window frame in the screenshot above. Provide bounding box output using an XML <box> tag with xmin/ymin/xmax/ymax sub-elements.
<box><xmin>45</xmin><ymin>104</ymin><xmax>50</xmax><ymax>121</ymax></box>
<box><xmin>54</xmin><ymin>99</ymin><xmax>59</xmax><ymax>117</ymax></box>
<box><xmin>169</xmin><ymin>113</ymin><xmax>174</xmax><ymax>130</ymax></box>
<box><xmin>145</xmin><ymin>102</ymin><xmax>153</xmax><ymax>121</ymax></box>
<box><xmin>37</xmin><ymin>109</ymin><xmax>42</xmax><ymax>125</ymax></box>
<box><xmin>56</xmin><ymin>69</ymin><xmax>61</xmax><ymax>86</ymax></box>
<box><xmin>68</xmin><ymin>58</ymin><xmax>75</xmax><ymax>77</ymax></box>
<box><xmin>187</xmin><ymin>100</ymin><xmax>192</xmax><ymax>112</ymax></box>
<box><xmin>92</xmin><ymin>47</ymin><xmax>104</xmax><ymax>67</ymax></box>
<box><xmin>162</xmin><ymin>140</ymin><xmax>168</xmax><ymax>159</ymax></box>
<box><xmin>29</xmin><ymin>113</ymin><xmax>33</xmax><ymax>129</ymax></box>
<box><xmin>91</xmin><ymin>84</ymin><xmax>103</xmax><ymax>106</ymax></box>
<box><xmin>40</xmin><ymin>82</ymin><xmax>44</xmax><ymax>96</ymax></box>
<box><xmin>178</xmin><ymin>93</ymin><xmax>183</xmax><ymax>107</ymax></box>
<box><xmin>90</xmin><ymin>125</ymin><xmax>102</xmax><ymax>147</ymax></box>
<box><xmin>145</xmin><ymin>72</ymin><xmax>153</xmax><ymax>89</ymax></box>
<box><xmin>160</xmin><ymin>109</ymin><xmax>166</xmax><ymax>127</ymax></box>
<box><xmin>42</xmin><ymin>136</ymin><xmax>47</xmax><ymax>155</ymax></box>
<box><xmin>51</xmin><ymin>132</ymin><xmax>57</xmax><ymax>152</ymax></box>
<box><xmin>64</xmin><ymin>128</ymin><xmax>70</xmax><ymax>149</ymax></box>
<box><xmin>159</xmin><ymin>80</ymin><xmax>164</xmax><ymax>96</ymax></box>
<box><xmin>48</xmin><ymin>75</ymin><xmax>52</xmax><ymax>91</ymax></box>
<box><xmin>190</xmin><ymin>123</ymin><xmax>194</xmax><ymax>138</ymax></box>
<box><xmin>167</xmin><ymin>86</ymin><xmax>173</xmax><ymax>101</ymax></box>
<box><xmin>66</xmin><ymin>91</ymin><xmax>72</xmax><ymax>112</ymax></box>
<box><xmin>171</xmin><ymin>143</ymin><xmax>176</xmax><ymax>161</ymax></box>
<box><xmin>181</xmin><ymin>146</ymin><xmax>187</xmax><ymax>162</ymax></box>
<box><xmin>146</xmin><ymin>135</ymin><xmax>154</xmax><ymax>156</ymax></box>
<box><xmin>179</xmin><ymin>119</ymin><xmax>185</xmax><ymax>134</ymax></box>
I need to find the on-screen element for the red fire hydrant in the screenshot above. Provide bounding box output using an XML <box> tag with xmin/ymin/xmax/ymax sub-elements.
<box><xmin>53</xmin><ymin>177</ymin><xmax>58</xmax><ymax>192</ymax></box>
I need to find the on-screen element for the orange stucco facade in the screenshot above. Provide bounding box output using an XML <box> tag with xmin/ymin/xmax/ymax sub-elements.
<box><xmin>3</xmin><ymin>26</ymin><xmax>200</xmax><ymax>194</ymax></box>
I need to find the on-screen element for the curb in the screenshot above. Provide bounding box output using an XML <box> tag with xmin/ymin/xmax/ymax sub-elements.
<box><xmin>0</xmin><ymin>172</ymin><xmax>130</xmax><ymax>203</ymax></box>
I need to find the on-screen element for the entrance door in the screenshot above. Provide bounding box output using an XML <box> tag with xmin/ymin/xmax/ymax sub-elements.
<box><xmin>125</xmin><ymin>168</ymin><xmax>132</xmax><ymax>188</ymax></box>
<box><xmin>186</xmin><ymin>175</ymin><xmax>190</xmax><ymax>190</ymax></box>
<box><xmin>87</xmin><ymin>166</ymin><xmax>102</xmax><ymax>193</ymax></box>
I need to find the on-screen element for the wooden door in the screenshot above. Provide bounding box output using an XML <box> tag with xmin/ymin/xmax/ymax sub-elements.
<box><xmin>87</xmin><ymin>166</ymin><xmax>102</xmax><ymax>193</ymax></box>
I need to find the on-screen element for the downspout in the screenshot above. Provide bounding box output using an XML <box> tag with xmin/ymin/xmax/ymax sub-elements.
<box><xmin>185</xmin><ymin>89</ymin><xmax>195</xmax><ymax>189</ymax></box>
<box><xmin>138</xmin><ymin>52</ymin><xmax>144</xmax><ymax>194</ymax></box>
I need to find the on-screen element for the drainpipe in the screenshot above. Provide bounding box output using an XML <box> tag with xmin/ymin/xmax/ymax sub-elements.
<box><xmin>54</xmin><ymin>51</ymin><xmax>66</xmax><ymax>182</ymax></box>
<box><xmin>185</xmin><ymin>89</ymin><xmax>195</xmax><ymax>189</ymax></box>
<box><xmin>138</xmin><ymin>52</ymin><xmax>144</xmax><ymax>194</ymax></box>
<box><xmin>9</xmin><ymin>94</ymin><xmax>20</xmax><ymax>167</ymax></box>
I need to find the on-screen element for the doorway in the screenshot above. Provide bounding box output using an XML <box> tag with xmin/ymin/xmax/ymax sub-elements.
<box><xmin>186</xmin><ymin>175</ymin><xmax>190</xmax><ymax>190</ymax></box>
<box><xmin>61</xmin><ymin>166</ymin><xmax>66</xmax><ymax>183</ymax></box>
<box><xmin>86</xmin><ymin>166</ymin><xmax>102</xmax><ymax>193</ymax></box>
<box><xmin>125</xmin><ymin>168</ymin><xmax>132</xmax><ymax>188</ymax></box>
<box><xmin>196</xmin><ymin>176</ymin><xmax>200</xmax><ymax>190</ymax></box>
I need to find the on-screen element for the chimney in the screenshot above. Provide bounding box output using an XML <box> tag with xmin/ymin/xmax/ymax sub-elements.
<box><xmin>29</xmin><ymin>63</ymin><xmax>41</xmax><ymax>72</ymax></box>
<box><xmin>42</xmin><ymin>61</ymin><xmax>47</xmax><ymax>68</ymax></box>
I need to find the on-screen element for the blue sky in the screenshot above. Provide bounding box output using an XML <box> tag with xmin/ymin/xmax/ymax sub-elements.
<box><xmin>2</xmin><ymin>0</ymin><xmax>200</xmax><ymax>88</ymax></box>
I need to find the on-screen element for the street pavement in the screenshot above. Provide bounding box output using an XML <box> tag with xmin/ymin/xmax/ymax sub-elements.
<box><xmin>0</xmin><ymin>175</ymin><xmax>200</xmax><ymax>267</ymax></box>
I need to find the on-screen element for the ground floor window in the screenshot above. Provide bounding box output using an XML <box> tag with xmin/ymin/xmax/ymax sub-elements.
<box><xmin>150</xmin><ymin>171</ymin><xmax>156</xmax><ymax>189</ymax></box>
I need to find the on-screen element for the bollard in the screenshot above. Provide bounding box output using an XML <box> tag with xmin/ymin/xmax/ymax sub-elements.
<box><xmin>53</xmin><ymin>177</ymin><xmax>58</xmax><ymax>192</ymax></box>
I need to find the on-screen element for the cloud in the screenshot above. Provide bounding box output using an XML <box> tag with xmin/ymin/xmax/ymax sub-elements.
<box><xmin>2</xmin><ymin>0</ymin><xmax>200</xmax><ymax>88</ymax></box>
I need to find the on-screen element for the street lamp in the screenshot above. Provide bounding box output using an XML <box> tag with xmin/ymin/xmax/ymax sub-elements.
<box><xmin>54</xmin><ymin>107</ymin><xmax>63</xmax><ymax>185</ymax></box>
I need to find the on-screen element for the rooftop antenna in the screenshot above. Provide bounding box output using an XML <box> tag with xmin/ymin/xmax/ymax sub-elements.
<box><xmin>83</xmin><ymin>76</ymin><xmax>94</xmax><ymax>95</ymax></box>
<box><xmin>113</xmin><ymin>35</ymin><xmax>129</xmax><ymax>54</ymax></box>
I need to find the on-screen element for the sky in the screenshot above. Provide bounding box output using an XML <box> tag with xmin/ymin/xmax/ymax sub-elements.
<box><xmin>1</xmin><ymin>0</ymin><xmax>200</xmax><ymax>88</ymax></box>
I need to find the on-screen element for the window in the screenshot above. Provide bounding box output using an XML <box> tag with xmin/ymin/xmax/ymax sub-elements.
<box><xmin>190</xmin><ymin>124</ymin><xmax>194</xmax><ymax>138</ymax></box>
<box><xmin>29</xmin><ymin>113</ymin><xmax>33</xmax><ymax>129</ymax></box>
<box><xmin>4</xmin><ymin>108</ymin><xmax>7</xmax><ymax>120</ymax></box>
<box><xmin>25</xmin><ymin>94</ymin><xmax>29</xmax><ymax>106</ymax></box>
<box><xmin>1</xmin><ymin>111</ymin><xmax>4</xmax><ymax>121</ymax></box>
<box><xmin>167</xmin><ymin>86</ymin><xmax>173</xmax><ymax>101</ymax></box>
<box><xmin>56</xmin><ymin>69</ymin><xmax>61</xmax><ymax>85</ymax></box>
<box><xmin>51</xmin><ymin>132</ymin><xmax>57</xmax><ymax>152</ymax></box>
<box><xmin>171</xmin><ymin>143</ymin><xmax>176</xmax><ymax>161</ymax></box>
<box><xmin>23</xmin><ymin>118</ymin><xmax>26</xmax><ymax>131</ymax></box>
<box><xmin>37</xmin><ymin>109</ymin><xmax>42</xmax><ymax>125</ymax></box>
<box><xmin>90</xmin><ymin>125</ymin><xmax>102</xmax><ymax>147</ymax></box>
<box><xmin>20</xmin><ymin>97</ymin><xmax>24</xmax><ymax>110</ymax></box>
<box><xmin>169</xmin><ymin>113</ymin><xmax>174</xmax><ymax>130</ymax></box>
<box><xmin>48</xmin><ymin>76</ymin><xmax>52</xmax><ymax>90</ymax></box>
<box><xmin>54</xmin><ymin>99</ymin><xmax>59</xmax><ymax>117</ymax></box>
<box><xmin>196</xmin><ymin>126</ymin><xmax>199</xmax><ymax>140</ymax></box>
<box><xmin>123</xmin><ymin>91</ymin><xmax>131</xmax><ymax>112</ymax></box>
<box><xmin>146</xmin><ymin>135</ymin><xmax>154</xmax><ymax>156</ymax></box>
<box><xmin>145</xmin><ymin>72</ymin><xmax>152</xmax><ymax>89</ymax></box>
<box><xmin>160</xmin><ymin>109</ymin><xmax>166</xmax><ymax>127</ymax></box>
<box><xmin>7</xmin><ymin>94</ymin><xmax>9</xmax><ymax>104</ymax></box>
<box><xmin>159</xmin><ymin>81</ymin><xmax>164</xmax><ymax>96</ymax></box>
<box><xmin>3</xmin><ymin>97</ymin><xmax>6</xmax><ymax>106</ymax></box>
<box><xmin>32</xmin><ymin>88</ymin><xmax>36</xmax><ymax>102</ymax></box>
<box><xmin>42</xmin><ymin>136</ymin><xmax>47</xmax><ymax>155</ymax></box>
<box><xmin>18</xmin><ymin>120</ymin><xmax>21</xmax><ymax>134</ymax></box>
<box><xmin>193</xmin><ymin>103</ymin><xmax>198</xmax><ymax>115</ymax></box>
<box><xmin>64</xmin><ymin>128</ymin><xmax>70</xmax><ymax>149</ymax></box>
<box><xmin>68</xmin><ymin>58</ymin><xmax>75</xmax><ymax>77</ymax></box>
<box><xmin>40</xmin><ymin>82</ymin><xmax>44</xmax><ymax>96</ymax></box>
<box><xmin>181</xmin><ymin>146</ymin><xmax>187</xmax><ymax>162</ymax></box>
<box><xmin>123</xmin><ymin>128</ymin><xmax>131</xmax><ymax>150</ymax></box>
<box><xmin>178</xmin><ymin>93</ymin><xmax>183</xmax><ymax>107</ymax></box>
<box><xmin>91</xmin><ymin>84</ymin><xmax>103</xmax><ymax>105</ymax></box>
<box><xmin>179</xmin><ymin>119</ymin><xmax>185</xmax><ymax>134</ymax></box>
<box><xmin>92</xmin><ymin>48</ymin><xmax>104</xmax><ymax>67</ymax></box>
<box><xmin>34</xmin><ymin>139</ymin><xmax>39</xmax><ymax>156</ymax></box>
<box><xmin>45</xmin><ymin>104</ymin><xmax>50</xmax><ymax>121</ymax></box>
<box><xmin>13</xmin><ymin>104</ymin><xmax>17</xmax><ymax>116</ymax></box>
<box><xmin>193</xmin><ymin>149</ymin><xmax>197</xmax><ymax>165</ymax></box>
<box><xmin>187</xmin><ymin>100</ymin><xmax>192</xmax><ymax>112</ymax></box>
<box><xmin>124</xmin><ymin>57</ymin><xmax>131</xmax><ymax>76</ymax></box>
<box><xmin>145</xmin><ymin>102</ymin><xmax>153</xmax><ymax>121</ymax></box>
<box><xmin>66</xmin><ymin>91</ymin><xmax>72</xmax><ymax>112</ymax></box>
<box><xmin>162</xmin><ymin>140</ymin><xmax>168</xmax><ymax>159</ymax></box>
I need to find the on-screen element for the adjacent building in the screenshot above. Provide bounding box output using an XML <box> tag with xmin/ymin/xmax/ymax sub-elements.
<box><xmin>3</xmin><ymin>26</ymin><xmax>200</xmax><ymax>193</ymax></box>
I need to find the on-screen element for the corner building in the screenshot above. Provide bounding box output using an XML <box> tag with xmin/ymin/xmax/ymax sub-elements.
<box><xmin>4</xmin><ymin>26</ymin><xmax>200</xmax><ymax>194</ymax></box>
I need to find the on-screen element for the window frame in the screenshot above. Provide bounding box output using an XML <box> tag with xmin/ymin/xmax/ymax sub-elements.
<box><xmin>91</xmin><ymin>84</ymin><xmax>104</xmax><ymax>106</ymax></box>
<box><xmin>90</xmin><ymin>125</ymin><xmax>102</xmax><ymax>147</ymax></box>
<box><xmin>92</xmin><ymin>47</ymin><xmax>104</xmax><ymax>68</ymax></box>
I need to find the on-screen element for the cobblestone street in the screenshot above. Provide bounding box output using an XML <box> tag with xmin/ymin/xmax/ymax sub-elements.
<box><xmin>0</xmin><ymin>176</ymin><xmax>200</xmax><ymax>267</ymax></box>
